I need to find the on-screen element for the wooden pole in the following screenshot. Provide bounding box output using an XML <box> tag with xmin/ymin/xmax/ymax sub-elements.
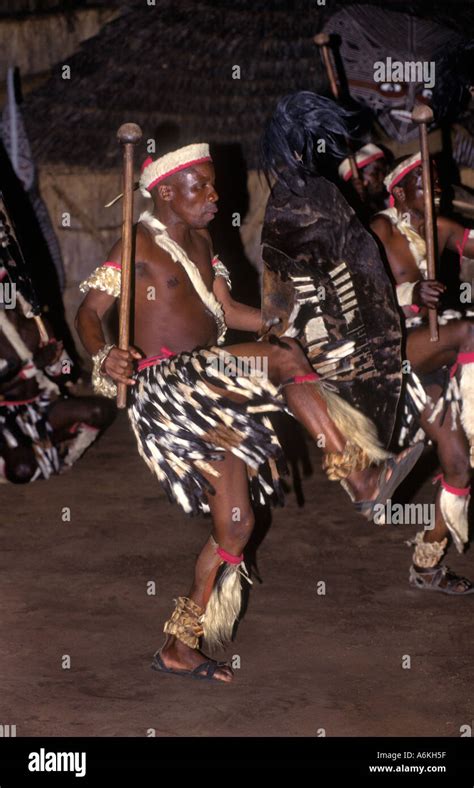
<box><xmin>116</xmin><ymin>122</ymin><xmax>142</xmax><ymax>408</ymax></box>
<box><xmin>313</xmin><ymin>33</ymin><xmax>361</xmax><ymax>184</ymax></box>
<box><xmin>412</xmin><ymin>104</ymin><xmax>438</xmax><ymax>342</ymax></box>
<box><xmin>313</xmin><ymin>33</ymin><xmax>340</xmax><ymax>99</ymax></box>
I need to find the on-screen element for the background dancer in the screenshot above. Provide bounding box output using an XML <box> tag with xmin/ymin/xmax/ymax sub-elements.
<box><xmin>372</xmin><ymin>153</ymin><xmax>474</xmax><ymax>594</ymax></box>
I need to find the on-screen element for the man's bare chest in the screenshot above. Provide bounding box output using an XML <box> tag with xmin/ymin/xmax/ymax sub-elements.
<box><xmin>133</xmin><ymin>252</ymin><xmax>213</xmax><ymax>304</ymax></box>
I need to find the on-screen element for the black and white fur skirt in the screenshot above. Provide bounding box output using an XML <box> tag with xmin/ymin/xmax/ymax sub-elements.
<box><xmin>127</xmin><ymin>347</ymin><xmax>287</xmax><ymax>515</ymax></box>
<box><xmin>0</xmin><ymin>392</ymin><xmax>60</xmax><ymax>481</ymax></box>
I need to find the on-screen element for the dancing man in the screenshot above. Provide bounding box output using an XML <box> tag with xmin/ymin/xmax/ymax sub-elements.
<box><xmin>371</xmin><ymin>153</ymin><xmax>474</xmax><ymax>594</ymax></box>
<box><xmin>76</xmin><ymin>139</ymin><xmax>420</xmax><ymax>682</ymax></box>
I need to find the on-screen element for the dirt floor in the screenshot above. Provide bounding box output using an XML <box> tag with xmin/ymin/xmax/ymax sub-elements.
<box><xmin>1</xmin><ymin>410</ymin><xmax>473</xmax><ymax>738</ymax></box>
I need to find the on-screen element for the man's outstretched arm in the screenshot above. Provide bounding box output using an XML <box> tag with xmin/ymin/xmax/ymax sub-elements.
<box><xmin>212</xmin><ymin>275</ymin><xmax>262</xmax><ymax>333</ymax></box>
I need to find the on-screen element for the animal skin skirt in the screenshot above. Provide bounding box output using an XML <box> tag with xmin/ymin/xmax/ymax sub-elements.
<box><xmin>0</xmin><ymin>392</ymin><xmax>60</xmax><ymax>481</ymax></box>
<box><xmin>128</xmin><ymin>346</ymin><xmax>287</xmax><ymax>516</ymax></box>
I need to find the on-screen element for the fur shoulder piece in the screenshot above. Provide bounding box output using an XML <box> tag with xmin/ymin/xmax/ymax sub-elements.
<box><xmin>79</xmin><ymin>264</ymin><xmax>121</xmax><ymax>298</ymax></box>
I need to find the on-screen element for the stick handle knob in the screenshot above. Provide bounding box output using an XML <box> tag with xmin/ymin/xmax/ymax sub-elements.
<box><xmin>313</xmin><ymin>33</ymin><xmax>331</xmax><ymax>46</ymax></box>
<box><xmin>117</xmin><ymin>123</ymin><xmax>142</xmax><ymax>146</ymax></box>
<box><xmin>411</xmin><ymin>105</ymin><xmax>434</xmax><ymax>125</ymax></box>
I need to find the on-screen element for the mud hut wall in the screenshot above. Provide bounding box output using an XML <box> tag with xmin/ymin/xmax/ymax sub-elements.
<box><xmin>38</xmin><ymin>165</ymin><xmax>138</xmax><ymax>362</ymax></box>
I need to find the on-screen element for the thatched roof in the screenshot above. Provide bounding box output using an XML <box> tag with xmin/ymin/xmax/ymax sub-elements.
<box><xmin>24</xmin><ymin>0</ymin><xmax>474</xmax><ymax>170</ymax></box>
<box><xmin>0</xmin><ymin>5</ymin><xmax>120</xmax><ymax>83</ymax></box>
<box><xmin>0</xmin><ymin>0</ymin><xmax>118</xmax><ymax>19</ymax></box>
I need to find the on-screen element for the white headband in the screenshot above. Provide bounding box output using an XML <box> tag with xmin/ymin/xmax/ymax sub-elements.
<box><xmin>338</xmin><ymin>144</ymin><xmax>385</xmax><ymax>181</ymax></box>
<box><xmin>384</xmin><ymin>152</ymin><xmax>422</xmax><ymax>192</ymax></box>
<box><xmin>384</xmin><ymin>152</ymin><xmax>422</xmax><ymax>206</ymax></box>
<box><xmin>139</xmin><ymin>143</ymin><xmax>212</xmax><ymax>195</ymax></box>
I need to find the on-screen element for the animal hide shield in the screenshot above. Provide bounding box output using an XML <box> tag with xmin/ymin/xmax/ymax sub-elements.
<box><xmin>261</xmin><ymin>173</ymin><xmax>403</xmax><ymax>449</ymax></box>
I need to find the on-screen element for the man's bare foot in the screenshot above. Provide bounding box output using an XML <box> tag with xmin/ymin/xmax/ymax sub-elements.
<box><xmin>156</xmin><ymin>635</ymin><xmax>234</xmax><ymax>682</ymax></box>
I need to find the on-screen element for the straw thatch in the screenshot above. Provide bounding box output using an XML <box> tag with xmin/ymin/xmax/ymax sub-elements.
<box><xmin>0</xmin><ymin>1</ymin><xmax>116</xmax><ymax>18</ymax></box>
<box><xmin>16</xmin><ymin>0</ymin><xmax>474</xmax><ymax>363</ymax></box>
<box><xmin>0</xmin><ymin>6</ymin><xmax>120</xmax><ymax>79</ymax></box>
<box><xmin>23</xmin><ymin>0</ymin><xmax>474</xmax><ymax>170</ymax></box>
<box><xmin>23</xmin><ymin>0</ymin><xmax>329</xmax><ymax>170</ymax></box>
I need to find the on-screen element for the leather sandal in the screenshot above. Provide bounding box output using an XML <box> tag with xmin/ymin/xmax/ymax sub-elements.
<box><xmin>353</xmin><ymin>442</ymin><xmax>424</xmax><ymax>522</ymax></box>
<box><xmin>151</xmin><ymin>651</ymin><xmax>233</xmax><ymax>682</ymax></box>
<box><xmin>409</xmin><ymin>563</ymin><xmax>474</xmax><ymax>595</ymax></box>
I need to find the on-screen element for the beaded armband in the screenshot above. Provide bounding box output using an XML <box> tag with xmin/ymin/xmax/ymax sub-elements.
<box><xmin>91</xmin><ymin>343</ymin><xmax>117</xmax><ymax>399</ymax></box>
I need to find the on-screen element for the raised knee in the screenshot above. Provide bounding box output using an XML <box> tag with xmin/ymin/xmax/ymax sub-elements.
<box><xmin>279</xmin><ymin>337</ymin><xmax>304</xmax><ymax>358</ymax></box>
<box><xmin>268</xmin><ymin>337</ymin><xmax>306</xmax><ymax>374</ymax></box>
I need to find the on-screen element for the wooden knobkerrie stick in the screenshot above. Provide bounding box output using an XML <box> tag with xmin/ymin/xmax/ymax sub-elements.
<box><xmin>116</xmin><ymin>122</ymin><xmax>142</xmax><ymax>408</ymax></box>
<box><xmin>412</xmin><ymin>104</ymin><xmax>438</xmax><ymax>342</ymax></box>
<box><xmin>313</xmin><ymin>33</ymin><xmax>340</xmax><ymax>99</ymax></box>
<box><xmin>313</xmin><ymin>33</ymin><xmax>361</xmax><ymax>184</ymax></box>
